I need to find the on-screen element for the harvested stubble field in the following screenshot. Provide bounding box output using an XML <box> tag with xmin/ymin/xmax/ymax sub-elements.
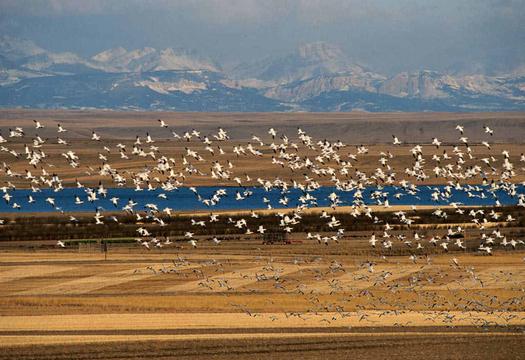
<box><xmin>0</xmin><ymin>110</ymin><xmax>524</xmax><ymax>188</ymax></box>
<box><xmin>0</xmin><ymin>110</ymin><xmax>525</xmax><ymax>359</ymax></box>
<box><xmin>1</xmin><ymin>243</ymin><xmax>525</xmax><ymax>359</ymax></box>
<box><xmin>2</xmin><ymin>110</ymin><xmax>525</xmax><ymax>144</ymax></box>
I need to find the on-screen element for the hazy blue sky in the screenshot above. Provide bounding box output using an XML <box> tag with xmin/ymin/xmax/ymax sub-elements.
<box><xmin>0</xmin><ymin>0</ymin><xmax>523</xmax><ymax>74</ymax></box>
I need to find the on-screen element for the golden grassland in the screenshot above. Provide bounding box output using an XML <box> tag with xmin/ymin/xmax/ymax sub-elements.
<box><xmin>0</xmin><ymin>137</ymin><xmax>525</xmax><ymax>188</ymax></box>
<box><xmin>0</xmin><ymin>109</ymin><xmax>524</xmax><ymax>188</ymax></box>
<box><xmin>2</xmin><ymin>109</ymin><xmax>525</xmax><ymax>143</ymax></box>
<box><xmin>1</xmin><ymin>245</ymin><xmax>525</xmax><ymax>327</ymax></box>
<box><xmin>0</xmin><ymin>245</ymin><xmax>525</xmax><ymax>358</ymax></box>
<box><xmin>1</xmin><ymin>227</ymin><xmax>525</xmax><ymax>358</ymax></box>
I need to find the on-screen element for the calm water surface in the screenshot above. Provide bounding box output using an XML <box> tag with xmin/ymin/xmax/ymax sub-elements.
<box><xmin>0</xmin><ymin>185</ymin><xmax>521</xmax><ymax>213</ymax></box>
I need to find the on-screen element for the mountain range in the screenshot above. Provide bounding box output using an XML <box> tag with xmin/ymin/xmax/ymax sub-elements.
<box><xmin>0</xmin><ymin>36</ymin><xmax>524</xmax><ymax>112</ymax></box>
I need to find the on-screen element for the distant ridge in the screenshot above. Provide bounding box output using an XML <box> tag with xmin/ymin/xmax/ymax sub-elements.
<box><xmin>0</xmin><ymin>37</ymin><xmax>523</xmax><ymax>112</ymax></box>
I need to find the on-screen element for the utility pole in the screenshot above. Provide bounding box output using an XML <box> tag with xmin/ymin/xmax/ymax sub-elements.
<box><xmin>102</xmin><ymin>240</ymin><xmax>108</xmax><ymax>261</ymax></box>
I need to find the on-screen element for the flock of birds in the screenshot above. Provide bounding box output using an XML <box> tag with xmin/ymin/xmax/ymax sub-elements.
<box><xmin>0</xmin><ymin>120</ymin><xmax>524</xmax><ymax>258</ymax></box>
<box><xmin>2</xmin><ymin>118</ymin><xmax>525</xmax><ymax>328</ymax></box>
<box><xmin>132</xmin><ymin>250</ymin><xmax>524</xmax><ymax>327</ymax></box>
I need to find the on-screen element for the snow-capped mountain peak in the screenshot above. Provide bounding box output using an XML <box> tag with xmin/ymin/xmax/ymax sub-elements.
<box><xmin>91</xmin><ymin>47</ymin><xmax>129</xmax><ymax>63</ymax></box>
<box><xmin>231</xmin><ymin>42</ymin><xmax>367</xmax><ymax>83</ymax></box>
<box><xmin>297</xmin><ymin>42</ymin><xmax>346</xmax><ymax>62</ymax></box>
<box><xmin>91</xmin><ymin>47</ymin><xmax>218</xmax><ymax>73</ymax></box>
<box><xmin>0</xmin><ymin>36</ymin><xmax>523</xmax><ymax>112</ymax></box>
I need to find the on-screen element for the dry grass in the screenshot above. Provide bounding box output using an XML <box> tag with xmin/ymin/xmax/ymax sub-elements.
<box><xmin>2</xmin><ymin>312</ymin><xmax>525</xmax><ymax>334</ymax></box>
<box><xmin>2</xmin><ymin>109</ymin><xmax>525</xmax><ymax>142</ymax></box>
<box><xmin>2</xmin><ymin>333</ymin><xmax>524</xmax><ymax>360</ymax></box>
<box><xmin>1</xmin><ymin>138</ymin><xmax>523</xmax><ymax>188</ymax></box>
<box><xmin>0</xmin><ymin>238</ymin><xmax>524</xmax><ymax>357</ymax></box>
<box><xmin>0</xmin><ymin>110</ymin><xmax>524</xmax><ymax>188</ymax></box>
<box><xmin>1</xmin><ymin>248</ymin><xmax>524</xmax><ymax>314</ymax></box>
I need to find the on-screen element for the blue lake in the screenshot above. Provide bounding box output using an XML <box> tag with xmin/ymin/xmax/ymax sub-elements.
<box><xmin>0</xmin><ymin>185</ymin><xmax>522</xmax><ymax>213</ymax></box>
